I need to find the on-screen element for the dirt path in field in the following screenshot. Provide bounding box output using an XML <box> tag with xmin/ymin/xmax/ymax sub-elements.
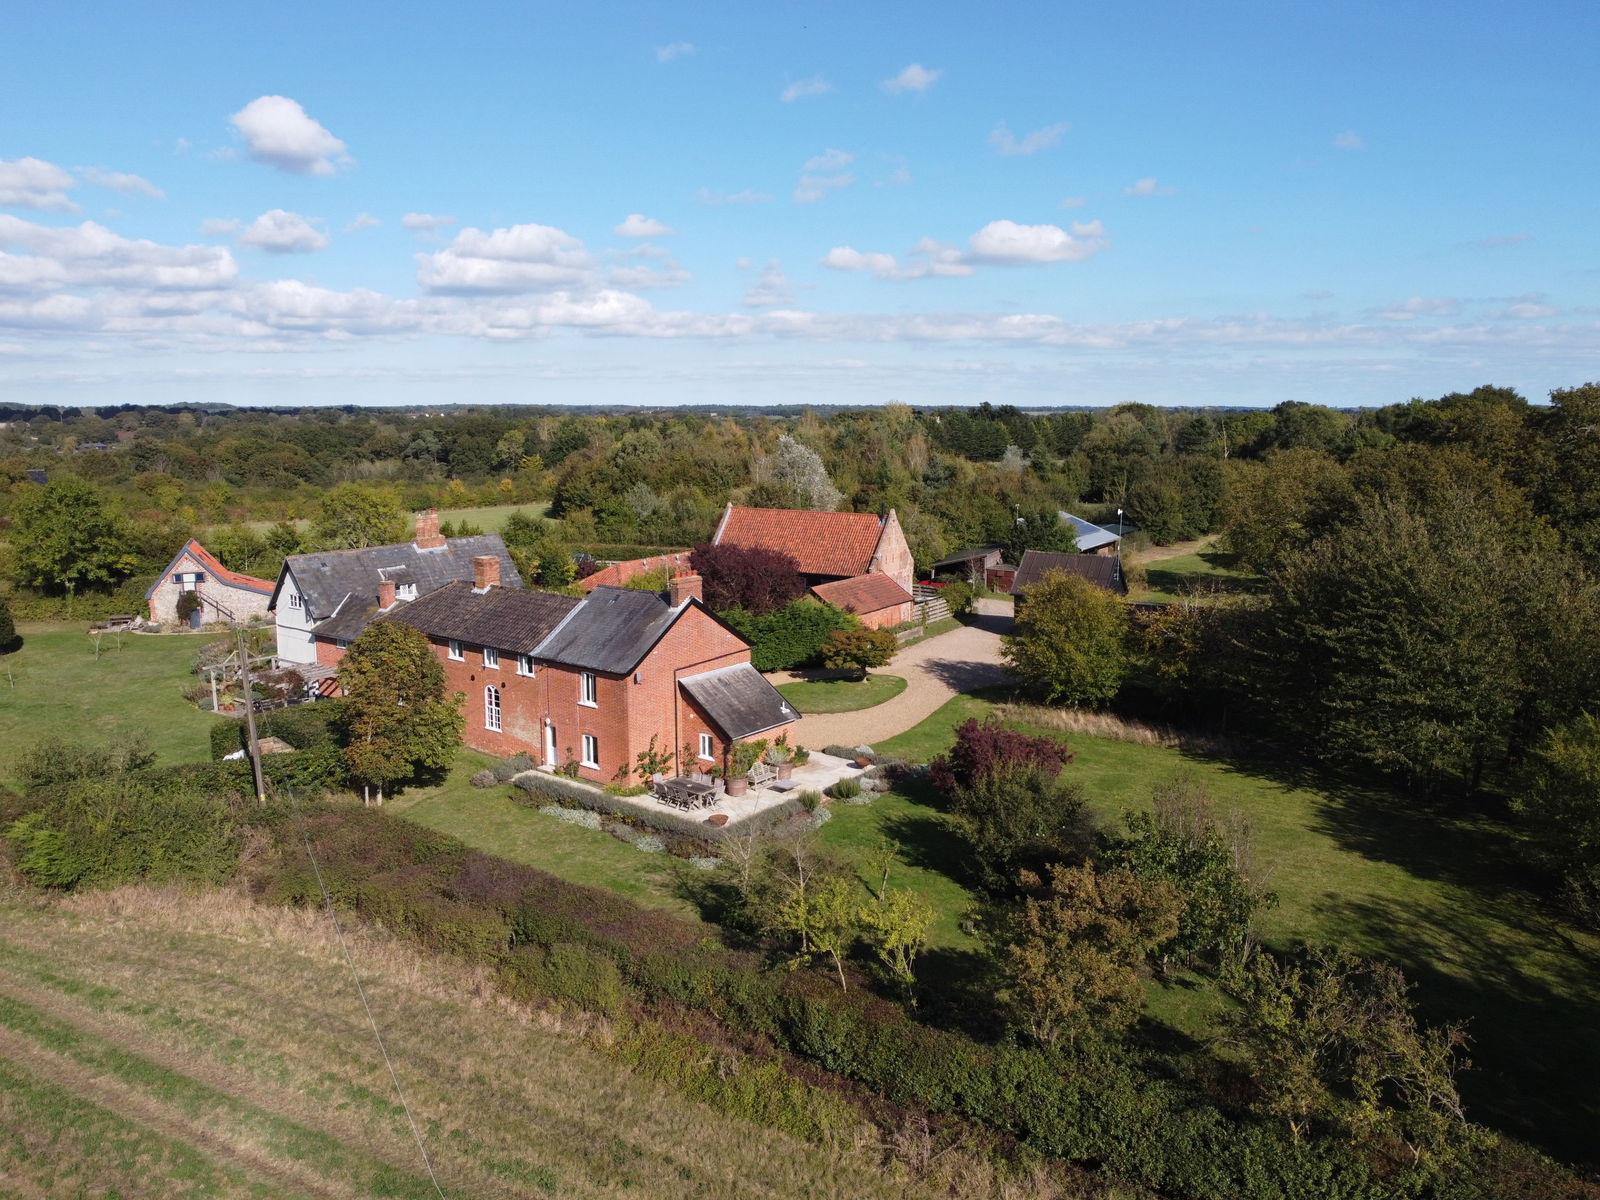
<box><xmin>0</xmin><ymin>965</ymin><xmax>448</xmax><ymax>1200</ymax></box>
<box><xmin>0</xmin><ymin>1019</ymin><xmax>343</xmax><ymax>1200</ymax></box>
<box><xmin>783</xmin><ymin>597</ymin><xmax>1013</xmax><ymax>750</ymax></box>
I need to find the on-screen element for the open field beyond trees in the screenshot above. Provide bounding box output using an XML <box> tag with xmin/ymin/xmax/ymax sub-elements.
<box><xmin>0</xmin><ymin>885</ymin><xmax>921</xmax><ymax>1200</ymax></box>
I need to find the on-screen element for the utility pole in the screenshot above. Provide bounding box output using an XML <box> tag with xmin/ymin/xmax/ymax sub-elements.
<box><xmin>236</xmin><ymin>626</ymin><xmax>267</xmax><ymax>805</ymax></box>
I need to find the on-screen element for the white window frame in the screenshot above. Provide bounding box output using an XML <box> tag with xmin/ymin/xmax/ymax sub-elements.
<box><xmin>447</xmin><ymin>639</ymin><xmax>463</xmax><ymax>661</ymax></box>
<box><xmin>698</xmin><ymin>733</ymin><xmax>714</xmax><ymax>761</ymax></box>
<box><xmin>580</xmin><ymin>734</ymin><xmax>598</xmax><ymax>768</ymax></box>
<box><xmin>287</xmin><ymin>591</ymin><xmax>301</xmax><ymax>609</ymax></box>
<box><xmin>482</xmin><ymin>646</ymin><xmax>499</xmax><ymax>669</ymax></box>
<box><xmin>579</xmin><ymin>671</ymin><xmax>597</xmax><ymax>707</ymax></box>
<box><xmin>517</xmin><ymin>654</ymin><xmax>536</xmax><ymax>677</ymax></box>
<box><xmin>485</xmin><ymin>685</ymin><xmax>502</xmax><ymax>732</ymax></box>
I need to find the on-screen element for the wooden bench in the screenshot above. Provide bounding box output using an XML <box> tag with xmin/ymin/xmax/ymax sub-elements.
<box><xmin>746</xmin><ymin>762</ymin><xmax>778</xmax><ymax>790</ymax></box>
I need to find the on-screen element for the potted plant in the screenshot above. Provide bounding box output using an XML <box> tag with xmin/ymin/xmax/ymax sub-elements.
<box><xmin>791</xmin><ymin>746</ymin><xmax>810</xmax><ymax>767</ymax></box>
<box><xmin>726</xmin><ymin>738</ymin><xmax>766</xmax><ymax>796</ymax></box>
<box><xmin>765</xmin><ymin>734</ymin><xmax>795</xmax><ymax>780</ymax></box>
<box><xmin>853</xmin><ymin>744</ymin><xmax>874</xmax><ymax>769</ymax></box>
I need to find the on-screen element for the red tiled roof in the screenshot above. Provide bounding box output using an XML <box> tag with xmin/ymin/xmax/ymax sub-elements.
<box><xmin>180</xmin><ymin>540</ymin><xmax>275</xmax><ymax>592</ymax></box>
<box><xmin>810</xmin><ymin>572</ymin><xmax>914</xmax><ymax>615</ymax></box>
<box><xmin>714</xmin><ymin>506</ymin><xmax>884</xmax><ymax>579</ymax></box>
<box><xmin>578</xmin><ymin>551</ymin><xmax>691</xmax><ymax>593</ymax></box>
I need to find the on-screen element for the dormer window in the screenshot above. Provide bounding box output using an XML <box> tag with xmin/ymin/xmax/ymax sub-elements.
<box><xmin>397</xmin><ymin>583</ymin><xmax>417</xmax><ymax>601</ymax></box>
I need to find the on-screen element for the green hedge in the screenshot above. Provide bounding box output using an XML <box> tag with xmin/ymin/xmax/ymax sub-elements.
<box><xmin>210</xmin><ymin>701</ymin><xmax>344</xmax><ymax>759</ymax></box>
<box><xmin>248</xmin><ymin>806</ymin><xmax>1571</xmax><ymax>1200</ymax></box>
<box><xmin>2</xmin><ymin>576</ymin><xmax>159</xmax><ymax>622</ymax></box>
<box><xmin>512</xmin><ymin>771</ymin><xmax>801</xmax><ymax>842</ymax></box>
<box><xmin>722</xmin><ymin>599</ymin><xmax>855</xmax><ymax>672</ymax></box>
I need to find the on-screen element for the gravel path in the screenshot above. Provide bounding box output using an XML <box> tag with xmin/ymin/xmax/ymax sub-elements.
<box><xmin>785</xmin><ymin>597</ymin><xmax>1013</xmax><ymax>750</ymax></box>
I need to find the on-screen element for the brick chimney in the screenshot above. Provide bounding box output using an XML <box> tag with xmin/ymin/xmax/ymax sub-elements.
<box><xmin>668</xmin><ymin>570</ymin><xmax>702</xmax><ymax>607</ymax></box>
<box><xmin>377</xmin><ymin>579</ymin><xmax>397</xmax><ymax>610</ymax></box>
<box><xmin>472</xmin><ymin>555</ymin><xmax>500</xmax><ymax>593</ymax></box>
<box><xmin>414</xmin><ymin>509</ymin><xmax>445</xmax><ymax>550</ymax></box>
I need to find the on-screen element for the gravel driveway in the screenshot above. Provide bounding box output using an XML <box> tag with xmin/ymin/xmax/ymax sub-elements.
<box><xmin>784</xmin><ymin>597</ymin><xmax>1013</xmax><ymax>750</ymax></box>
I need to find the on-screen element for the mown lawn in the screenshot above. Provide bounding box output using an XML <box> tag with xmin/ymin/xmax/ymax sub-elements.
<box><xmin>432</xmin><ymin>501</ymin><xmax>551</xmax><ymax>532</ymax></box>
<box><xmin>388</xmin><ymin>752</ymin><xmax>701</xmax><ymax>920</ymax></box>
<box><xmin>1133</xmin><ymin>548</ymin><xmax>1262</xmax><ymax>604</ymax></box>
<box><xmin>0</xmin><ymin>623</ymin><xmax>214</xmax><ymax>786</ymax></box>
<box><xmin>777</xmin><ymin>674</ymin><xmax>907</xmax><ymax>713</ymax></box>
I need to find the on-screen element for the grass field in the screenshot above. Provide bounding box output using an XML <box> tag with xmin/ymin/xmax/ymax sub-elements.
<box><xmin>0</xmin><ymin>885</ymin><xmax>920</xmax><ymax>1200</ymax></box>
<box><xmin>228</xmin><ymin>501</ymin><xmax>552</xmax><ymax>539</ymax></box>
<box><xmin>776</xmin><ymin>675</ymin><xmax>907</xmax><ymax>713</ymax></box>
<box><xmin>1132</xmin><ymin>548</ymin><xmax>1262</xmax><ymax>604</ymax></box>
<box><xmin>870</xmin><ymin>692</ymin><xmax>1600</xmax><ymax>1165</ymax></box>
<box><xmin>0</xmin><ymin>624</ymin><xmax>215</xmax><ymax>787</ymax></box>
<box><xmin>388</xmin><ymin>754</ymin><xmax>698</xmax><ymax>921</ymax></box>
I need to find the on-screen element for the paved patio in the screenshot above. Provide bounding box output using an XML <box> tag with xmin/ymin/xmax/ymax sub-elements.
<box><xmin>519</xmin><ymin>750</ymin><xmax>870</xmax><ymax>828</ymax></box>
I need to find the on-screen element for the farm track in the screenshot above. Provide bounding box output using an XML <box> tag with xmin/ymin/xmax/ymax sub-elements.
<box><xmin>0</xmin><ymin>888</ymin><xmax>918</xmax><ymax>1200</ymax></box>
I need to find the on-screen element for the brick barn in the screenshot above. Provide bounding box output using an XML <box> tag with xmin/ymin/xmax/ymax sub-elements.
<box><xmin>376</xmin><ymin>567</ymin><xmax>797</xmax><ymax>785</ymax></box>
<box><xmin>146</xmin><ymin>540</ymin><xmax>274</xmax><ymax>628</ymax></box>
<box><xmin>808</xmin><ymin>572</ymin><xmax>915</xmax><ymax>629</ymax></box>
<box><xmin>710</xmin><ymin>503</ymin><xmax>916</xmax><ymax>599</ymax></box>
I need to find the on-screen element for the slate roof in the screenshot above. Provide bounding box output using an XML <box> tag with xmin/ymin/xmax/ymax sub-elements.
<box><xmin>1058</xmin><ymin>512</ymin><xmax>1122</xmax><ymax>552</ymax></box>
<box><xmin>310</xmin><ymin>597</ymin><xmax>401</xmax><ymax>644</ymax></box>
<box><xmin>678</xmin><ymin>663</ymin><xmax>798</xmax><ymax>741</ymax></box>
<box><xmin>144</xmin><ymin>539</ymin><xmax>274</xmax><ymax>600</ymax></box>
<box><xmin>1012</xmin><ymin>550</ymin><xmax>1127</xmax><ymax>596</ymax></box>
<box><xmin>578</xmin><ymin>551</ymin><xmax>691</xmax><ymax>592</ymax></box>
<box><xmin>379</xmin><ymin>581</ymin><xmax>579</xmax><ymax>654</ymax></box>
<box><xmin>275</xmin><ymin>535</ymin><xmax>521</xmax><ymax>619</ymax></box>
<box><xmin>714</xmin><ymin>505</ymin><xmax>886</xmax><ymax>579</ymax></box>
<box><xmin>930</xmin><ymin>545</ymin><xmax>1003</xmax><ymax>569</ymax></box>
<box><xmin>809</xmin><ymin>572</ymin><xmax>913</xmax><ymax>615</ymax></box>
<box><xmin>533</xmin><ymin>585</ymin><xmax>689</xmax><ymax>675</ymax></box>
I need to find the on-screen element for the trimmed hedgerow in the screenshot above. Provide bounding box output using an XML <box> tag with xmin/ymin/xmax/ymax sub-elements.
<box><xmin>492</xmin><ymin>753</ymin><xmax>535</xmax><ymax>782</ymax></box>
<box><xmin>242</xmin><ymin>806</ymin><xmax>1574</xmax><ymax>1200</ymax></box>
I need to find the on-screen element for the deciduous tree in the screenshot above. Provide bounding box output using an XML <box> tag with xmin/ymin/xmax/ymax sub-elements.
<box><xmin>991</xmin><ymin>862</ymin><xmax>1180</xmax><ymax>1047</ymax></box>
<box><xmin>690</xmin><ymin>541</ymin><xmax>805</xmax><ymax>615</ymax></box>
<box><xmin>1004</xmin><ymin>571</ymin><xmax>1129</xmax><ymax>706</ymax></box>
<box><xmin>819</xmin><ymin>626</ymin><xmax>897</xmax><ymax>679</ymax></box>
<box><xmin>8</xmin><ymin>478</ymin><xmax>137</xmax><ymax>596</ymax></box>
<box><xmin>312</xmin><ymin>484</ymin><xmax>407</xmax><ymax>550</ymax></box>
<box><xmin>338</xmin><ymin>623</ymin><xmax>464</xmax><ymax>804</ymax></box>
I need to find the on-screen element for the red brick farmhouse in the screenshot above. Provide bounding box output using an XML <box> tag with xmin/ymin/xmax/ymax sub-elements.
<box><xmin>711</xmin><ymin>503</ymin><xmax>915</xmax><ymax>597</ymax></box>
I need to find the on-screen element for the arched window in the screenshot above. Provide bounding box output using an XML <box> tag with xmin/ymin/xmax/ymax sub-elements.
<box><xmin>484</xmin><ymin>685</ymin><xmax>502</xmax><ymax>732</ymax></box>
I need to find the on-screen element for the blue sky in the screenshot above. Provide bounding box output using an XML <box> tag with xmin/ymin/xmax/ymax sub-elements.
<box><xmin>2</xmin><ymin>0</ymin><xmax>1597</xmax><ymax>409</ymax></box>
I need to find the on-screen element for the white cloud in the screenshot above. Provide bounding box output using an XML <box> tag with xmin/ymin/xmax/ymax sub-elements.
<box><xmin>237</xmin><ymin>210</ymin><xmax>329</xmax><ymax>254</ymax></box>
<box><xmin>416</xmin><ymin>222</ymin><xmax>594</xmax><ymax>293</ymax></box>
<box><xmin>344</xmin><ymin>212</ymin><xmax>381</xmax><ymax>232</ymax></box>
<box><xmin>821</xmin><ymin>239</ymin><xmax>974</xmax><ymax>281</ymax></box>
<box><xmin>607</xmin><ymin>261</ymin><xmax>691</xmax><ymax>289</ymax></box>
<box><xmin>1371</xmin><ymin>296</ymin><xmax>1460</xmax><ymax>321</ymax></box>
<box><xmin>1124</xmin><ymin>177</ymin><xmax>1174</xmax><ymax>196</ymax></box>
<box><xmin>0</xmin><ymin>214</ymin><xmax>238</xmax><ymax>290</ymax></box>
<box><xmin>199</xmin><ymin>217</ymin><xmax>241</xmax><ymax>237</ymax></box>
<box><xmin>78</xmin><ymin>168</ymin><xmax>164</xmax><ymax>199</ymax></box>
<box><xmin>228</xmin><ymin>95</ymin><xmax>351</xmax><ymax>176</ymax></box>
<box><xmin>1333</xmin><ymin>130</ymin><xmax>1365</xmax><ymax>151</ymax></box>
<box><xmin>1060</xmin><ymin>195</ymin><xmax>1086</xmax><ymax>208</ymax></box>
<box><xmin>795</xmin><ymin>149</ymin><xmax>855</xmax><ymax>203</ymax></box>
<box><xmin>614</xmin><ymin>213</ymin><xmax>674</xmax><ymax>237</ymax></box>
<box><xmin>781</xmin><ymin>76</ymin><xmax>832</xmax><ymax>102</ymax></box>
<box><xmin>988</xmin><ymin>122</ymin><xmax>1068</xmax><ymax>156</ymax></box>
<box><xmin>0</xmin><ymin>157</ymin><xmax>78</xmax><ymax>211</ymax></box>
<box><xmin>656</xmin><ymin>41</ymin><xmax>694</xmax><ymax>62</ymax></box>
<box><xmin>402</xmin><ymin>212</ymin><xmax>457</xmax><ymax>232</ymax></box>
<box><xmin>967</xmin><ymin>219</ymin><xmax>1107</xmax><ymax>264</ymax></box>
<box><xmin>743</xmin><ymin>259</ymin><xmax>793</xmax><ymax>307</ymax></box>
<box><xmin>1499</xmin><ymin>300</ymin><xmax>1557</xmax><ymax>319</ymax></box>
<box><xmin>696</xmin><ymin>188</ymin><xmax>770</xmax><ymax>205</ymax></box>
<box><xmin>882</xmin><ymin>63</ymin><xmax>940</xmax><ymax>94</ymax></box>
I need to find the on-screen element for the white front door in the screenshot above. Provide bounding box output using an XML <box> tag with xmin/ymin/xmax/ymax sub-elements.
<box><xmin>544</xmin><ymin>721</ymin><xmax>557</xmax><ymax>767</ymax></box>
